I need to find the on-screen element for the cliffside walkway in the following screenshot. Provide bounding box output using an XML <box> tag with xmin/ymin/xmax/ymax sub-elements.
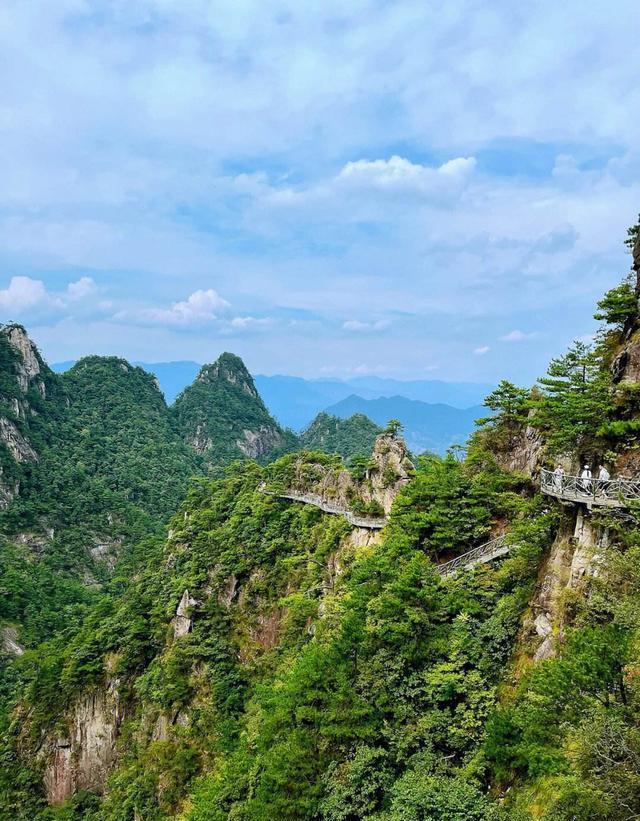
<box><xmin>435</xmin><ymin>535</ymin><xmax>511</xmax><ymax>578</ymax></box>
<box><xmin>540</xmin><ymin>468</ymin><xmax>640</xmax><ymax>509</ymax></box>
<box><xmin>265</xmin><ymin>486</ymin><xmax>514</xmax><ymax>574</ymax></box>
<box><xmin>262</xmin><ymin>487</ymin><xmax>388</xmax><ymax>529</ymax></box>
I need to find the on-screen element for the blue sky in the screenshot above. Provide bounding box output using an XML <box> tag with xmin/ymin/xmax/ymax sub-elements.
<box><xmin>0</xmin><ymin>1</ymin><xmax>639</xmax><ymax>384</ymax></box>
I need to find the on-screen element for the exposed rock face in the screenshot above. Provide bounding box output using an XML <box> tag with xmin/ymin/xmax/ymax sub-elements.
<box><xmin>526</xmin><ymin>508</ymin><xmax>603</xmax><ymax>661</ymax></box>
<box><xmin>286</xmin><ymin>433</ymin><xmax>413</xmax><ymax>519</ymax></box>
<box><xmin>200</xmin><ymin>357</ymin><xmax>259</xmax><ymax>398</ymax></box>
<box><xmin>173</xmin><ymin>589</ymin><xmax>196</xmax><ymax>638</ymax></box>
<box><xmin>0</xmin><ymin>417</ymin><xmax>38</xmax><ymax>463</ymax></box>
<box><xmin>88</xmin><ymin>538</ymin><xmax>121</xmax><ymax>571</ymax></box>
<box><xmin>1</xmin><ymin>625</ymin><xmax>24</xmax><ymax>656</ymax></box>
<box><xmin>43</xmin><ymin>681</ymin><xmax>123</xmax><ymax>804</ymax></box>
<box><xmin>218</xmin><ymin>573</ymin><xmax>239</xmax><ymax>608</ymax></box>
<box><xmin>6</xmin><ymin>325</ymin><xmax>44</xmax><ymax>394</ymax></box>
<box><xmin>363</xmin><ymin>433</ymin><xmax>413</xmax><ymax>515</ymax></box>
<box><xmin>494</xmin><ymin>415</ymin><xmax>544</xmax><ymax>479</ymax></box>
<box><xmin>612</xmin><ymin>332</ymin><xmax>640</xmax><ymax>384</ymax></box>
<box><xmin>237</xmin><ymin>425</ymin><xmax>283</xmax><ymax>459</ymax></box>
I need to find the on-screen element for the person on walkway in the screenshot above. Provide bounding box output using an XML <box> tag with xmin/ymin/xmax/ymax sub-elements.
<box><xmin>580</xmin><ymin>464</ymin><xmax>592</xmax><ymax>494</ymax></box>
<box><xmin>553</xmin><ymin>464</ymin><xmax>565</xmax><ymax>492</ymax></box>
<box><xmin>597</xmin><ymin>464</ymin><xmax>611</xmax><ymax>497</ymax></box>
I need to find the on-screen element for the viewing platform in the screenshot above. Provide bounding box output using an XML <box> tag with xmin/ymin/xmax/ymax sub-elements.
<box><xmin>540</xmin><ymin>467</ymin><xmax>640</xmax><ymax>509</ymax></box>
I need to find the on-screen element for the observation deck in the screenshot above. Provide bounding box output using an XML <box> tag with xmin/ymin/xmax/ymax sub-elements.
<box><xmin>540</xmin><ymin>468</ymin><xmax>640</xmax><ymax>509</ymax></box>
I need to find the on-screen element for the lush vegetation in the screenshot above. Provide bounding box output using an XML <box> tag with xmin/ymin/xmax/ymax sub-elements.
<box><xmin>1</xmin><ymin>446</ymin><xmax>547</xmax><ymax>820</ymax></box>
<box><xmin>3</xmin><ymin>219</ymin><xmax>640</xmax><ymax>820</ymax></box>
<box><xmin>172</xmin><ymin>353</ymin><xmax>294</xmax><ymax>470</ymax></box>
<box><xmin>299</xmin><ymin>412</ymin><xmax>382</xmax><ymax>461</ymax></box>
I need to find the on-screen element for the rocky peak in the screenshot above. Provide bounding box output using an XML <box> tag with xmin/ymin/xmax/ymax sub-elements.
<box><xmin>6</xmin><ymin>324</ymin><xmax>42</xmax><ymax>390</ymax></box>
<box><xmin>365</xmin><ymin>433</ymin><xmax>414</xmax><ymax>514</ymax></box>
<box><xmin>173</xmin><ymin>352</ymin><xmax>286</xmax><ymax>468</ymax></box>
<box><xmin>197</xmin><ymin>353</ymin><xmax>258</xmax><ymax>399</ymax></box>
<box><xmin>1</xmin><ymin>323</ymin><xmax>47</xmax><ymax>398</ymax></box>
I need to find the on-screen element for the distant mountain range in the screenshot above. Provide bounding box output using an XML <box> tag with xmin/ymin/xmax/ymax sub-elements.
<box><xmin>325</xmin><ymin>394</ymin><xmax>484</xmax><ymax>454</ymax></box>
<box><xmin>52</xmin><ymin>361</ymin><xmax>492</xmax><ymax>434</ymax></box>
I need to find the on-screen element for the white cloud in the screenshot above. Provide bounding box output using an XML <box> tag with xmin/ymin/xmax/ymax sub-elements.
<box><xmin>499</xmin><ymin>330</ymin><xmax>538</xmax><ymax>342</ymax></box>
<box><xmin>342</xmin><ymin>318</ymin><xmax>391</xmax><ymax>332</ymax></box>
<box><xmin>474</xmin><ymin>345</ymin><xmax>490</xmax><ymax>355</ymax></box>
<box><xmin>229</xmin><ymin>316</ymin><xmax>272</xmax><ymax>330</ymax></box>
<box><xmin>336</xmin><ymin>155</ymin><xmax>476</xmax><ymax>199</ymax></box>
<box><xmin>66</xmin><ymin>276</ymin><xmax>95</xmax><ymax>300</ymax></box>
<box><xmin>0</xmin><ymin>276</ymin><xmax>46</xmax><ymax>311</ymax></box>
<box><xmin>131</xmin><ymin>289</ymin><xmax>230</xmax><ymax>326</ymax></box>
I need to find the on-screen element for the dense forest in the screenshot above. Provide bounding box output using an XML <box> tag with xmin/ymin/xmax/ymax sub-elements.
<box><xmin>299</xmin><ymin>412</ymin><xmax>382</xmax><ymax>461</ymax></box>
<box><xmin>1</xmin><ymin>218</ymin><xmax>640</xmax><ymax>819</ymax></box>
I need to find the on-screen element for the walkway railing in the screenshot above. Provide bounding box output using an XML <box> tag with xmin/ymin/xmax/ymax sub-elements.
<box><xmin>261</xmin><ymin>486</ymin><xmax>387</xmax><ymax>529</ymax></box>
<box><xmin>436</xmin><ymin>535</ymin><xmax>511</xmax><ymax>578</ymax></box>
<box><xmin>540</xmin><ymin>468</ymin><xmax>640</xmax><ymax>508</ymax></box>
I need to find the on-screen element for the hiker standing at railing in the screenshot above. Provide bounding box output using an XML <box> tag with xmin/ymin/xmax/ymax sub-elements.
<box><xmin>597</xmin><ymin>465</ymin><xmax>610</xmax><ymax>497</ymax></box>
<box><xmin>553</xmin><ymin>465</ymin><xmax>564</xmax><ymax>491</ymax></box>
<box><xmin>580</xmin><ymin>465</ymin><xmax>592</xmax><ymax>494</ymax></box>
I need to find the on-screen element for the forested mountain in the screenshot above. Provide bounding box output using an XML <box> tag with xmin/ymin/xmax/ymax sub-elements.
<box><xmin>299</xmin><ymin>412</ymin><xmax>382</xmax><ymax>460</ymax></box>
<box><xmin>53</xmin><ymin>362</ymin><xmax>492</xmax><ymax>432</ymax></box>
<box><xmin>171</xmin><ymin>353</ymin><xmax>296</xmax><ymax>470</ymax></box>
<box><xmin>4</xmin><ymin>219</ymin><xmax>640</xmax><ymax>820</ymax></box>
<box><xmin>325</xmin><ymin>393</ymin><xmax>484</xmax><ymax>454</ymax></box>
<box><xmin>0</xmin><ymin>331</ymin><xmax>201</xmax><ymax>662</ymax></box>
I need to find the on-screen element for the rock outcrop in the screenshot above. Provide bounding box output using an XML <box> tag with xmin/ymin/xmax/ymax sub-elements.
<box><xmin>173</xmin><ymin>589</ymin><xmax>197</xmax><ymax>638</ymax></box>
<box><xmin>6</xmin><ymin>324</ymin><xmax>45</xmax><ymax>395</ymax></box>
<box><xmin>525</xmin><ymin>508</ymin><xmax>603</xmax><ymax>661</ymax></box>
<box><xmin>1</xmin><ymin>625</ymin><xmax>24</xmax><ymax>656</ymax></box>
<box><xmin>0</xmin><ymin>417</ymin><xmax>38</xmax><ymax>463</ymax></box>
<box><xmin>43</xmin><ymin>681</ymin><xmax>123</xmax><ymax>805</ymax></box>
<box><xmin>237</xmin><ymin>425</ymin><xmax>283</xmax><ymax>459</ymax></box>
<box><xmin>284</xmin><ymin>433</ymin><xmax>413</xmax><ymax>518</ymax></box>
<box><xmin>172</xmin><ymin>352</ymin><xmax>287</xmax><ymax>468</ymax></box>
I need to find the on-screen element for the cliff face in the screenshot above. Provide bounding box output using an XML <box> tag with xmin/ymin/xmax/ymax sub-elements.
<box><xmin>524</xmin><ymin>508</ymin><xmax>604</xmax><ymax>662</ymax></box>
<box><xmin>285</xmin><ymin>432</ymin><xmax>413</xmax><ymax>516</ymax></box>
<box><xmin>172</xmin><ymin>352</ymin><xmax>289</xmax><ymax>468</ymax></box>
<box><xmin>41</xmin><ymin>680</ymin><xmax>123</xmax><ymax>805</ymax></box>
<box><xmin>611</xmin><ymin>232</ymin><xmax>640</xmax><ymax>384</ymax></box>
<box><xmin>0</xmin><ymin>324</ymin><xmax>57</xmax><ymax>507</ymax></box>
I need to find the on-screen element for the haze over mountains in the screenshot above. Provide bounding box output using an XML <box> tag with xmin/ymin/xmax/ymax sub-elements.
<box><xmin>52</xmin><ymin>359</ymin><xmax>491</xmax><ymax>453</ymax></box>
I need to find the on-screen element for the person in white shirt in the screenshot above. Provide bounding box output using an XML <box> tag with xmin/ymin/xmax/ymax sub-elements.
<box><xmin>580</xmin><ymin>465</ymin><xmax>592</xmax><ymax>493</ymax></box>
<box><xmin>553</xmin><ymin>465</ymin><xmax>565</xmax><ymax>492</ymax></box>
<box><xmin>597</xmin><ymin>465</ymin><xmax>610</xmax><ymax>497</ymax></box>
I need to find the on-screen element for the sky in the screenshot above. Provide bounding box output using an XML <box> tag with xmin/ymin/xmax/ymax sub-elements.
<box><xmin>0</xmin><ymin>1</ymin><xmax>639</xmax><ymax>384</ymax></box>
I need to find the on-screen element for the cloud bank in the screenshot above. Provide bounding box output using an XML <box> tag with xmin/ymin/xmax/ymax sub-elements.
<box><xmin>0</xmin><ymin>1</ymin><xmax>638</xmax><ymax>382</ymax></box>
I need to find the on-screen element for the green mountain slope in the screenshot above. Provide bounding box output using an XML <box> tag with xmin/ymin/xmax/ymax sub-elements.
<box><xmin>172</xmin><ymin>352</ymin><xmax>294</xmax><ymax>470</ymax></box>
<box><xmin>4</xmin><ymin>219</ymin><xmax>640</xmax><ymax>821</ymax></box>
<box><xmin>0</xmin><ymin>334</ymin><xmax>203</xmax><ymax>658</ymax></box>
<box><xmin>299</xmin><ymin>411</ymin><xmax>381</xmax><ymax>459</ymax></box>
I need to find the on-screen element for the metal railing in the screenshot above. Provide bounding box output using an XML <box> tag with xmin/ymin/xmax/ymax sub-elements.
<box><xmin>540</xmin><ymin>468</ymin><xmax>640</xmax><ymax>508</ymax></box>
<box><xmin>260</xmin><ymin>486</ymin><xmax>387</xmax><ymax>529</ymax></box>
<box><xmin>436</xmin><ymin>535</ymin><xmax>511</xmax><ymax>578</ymax></box>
